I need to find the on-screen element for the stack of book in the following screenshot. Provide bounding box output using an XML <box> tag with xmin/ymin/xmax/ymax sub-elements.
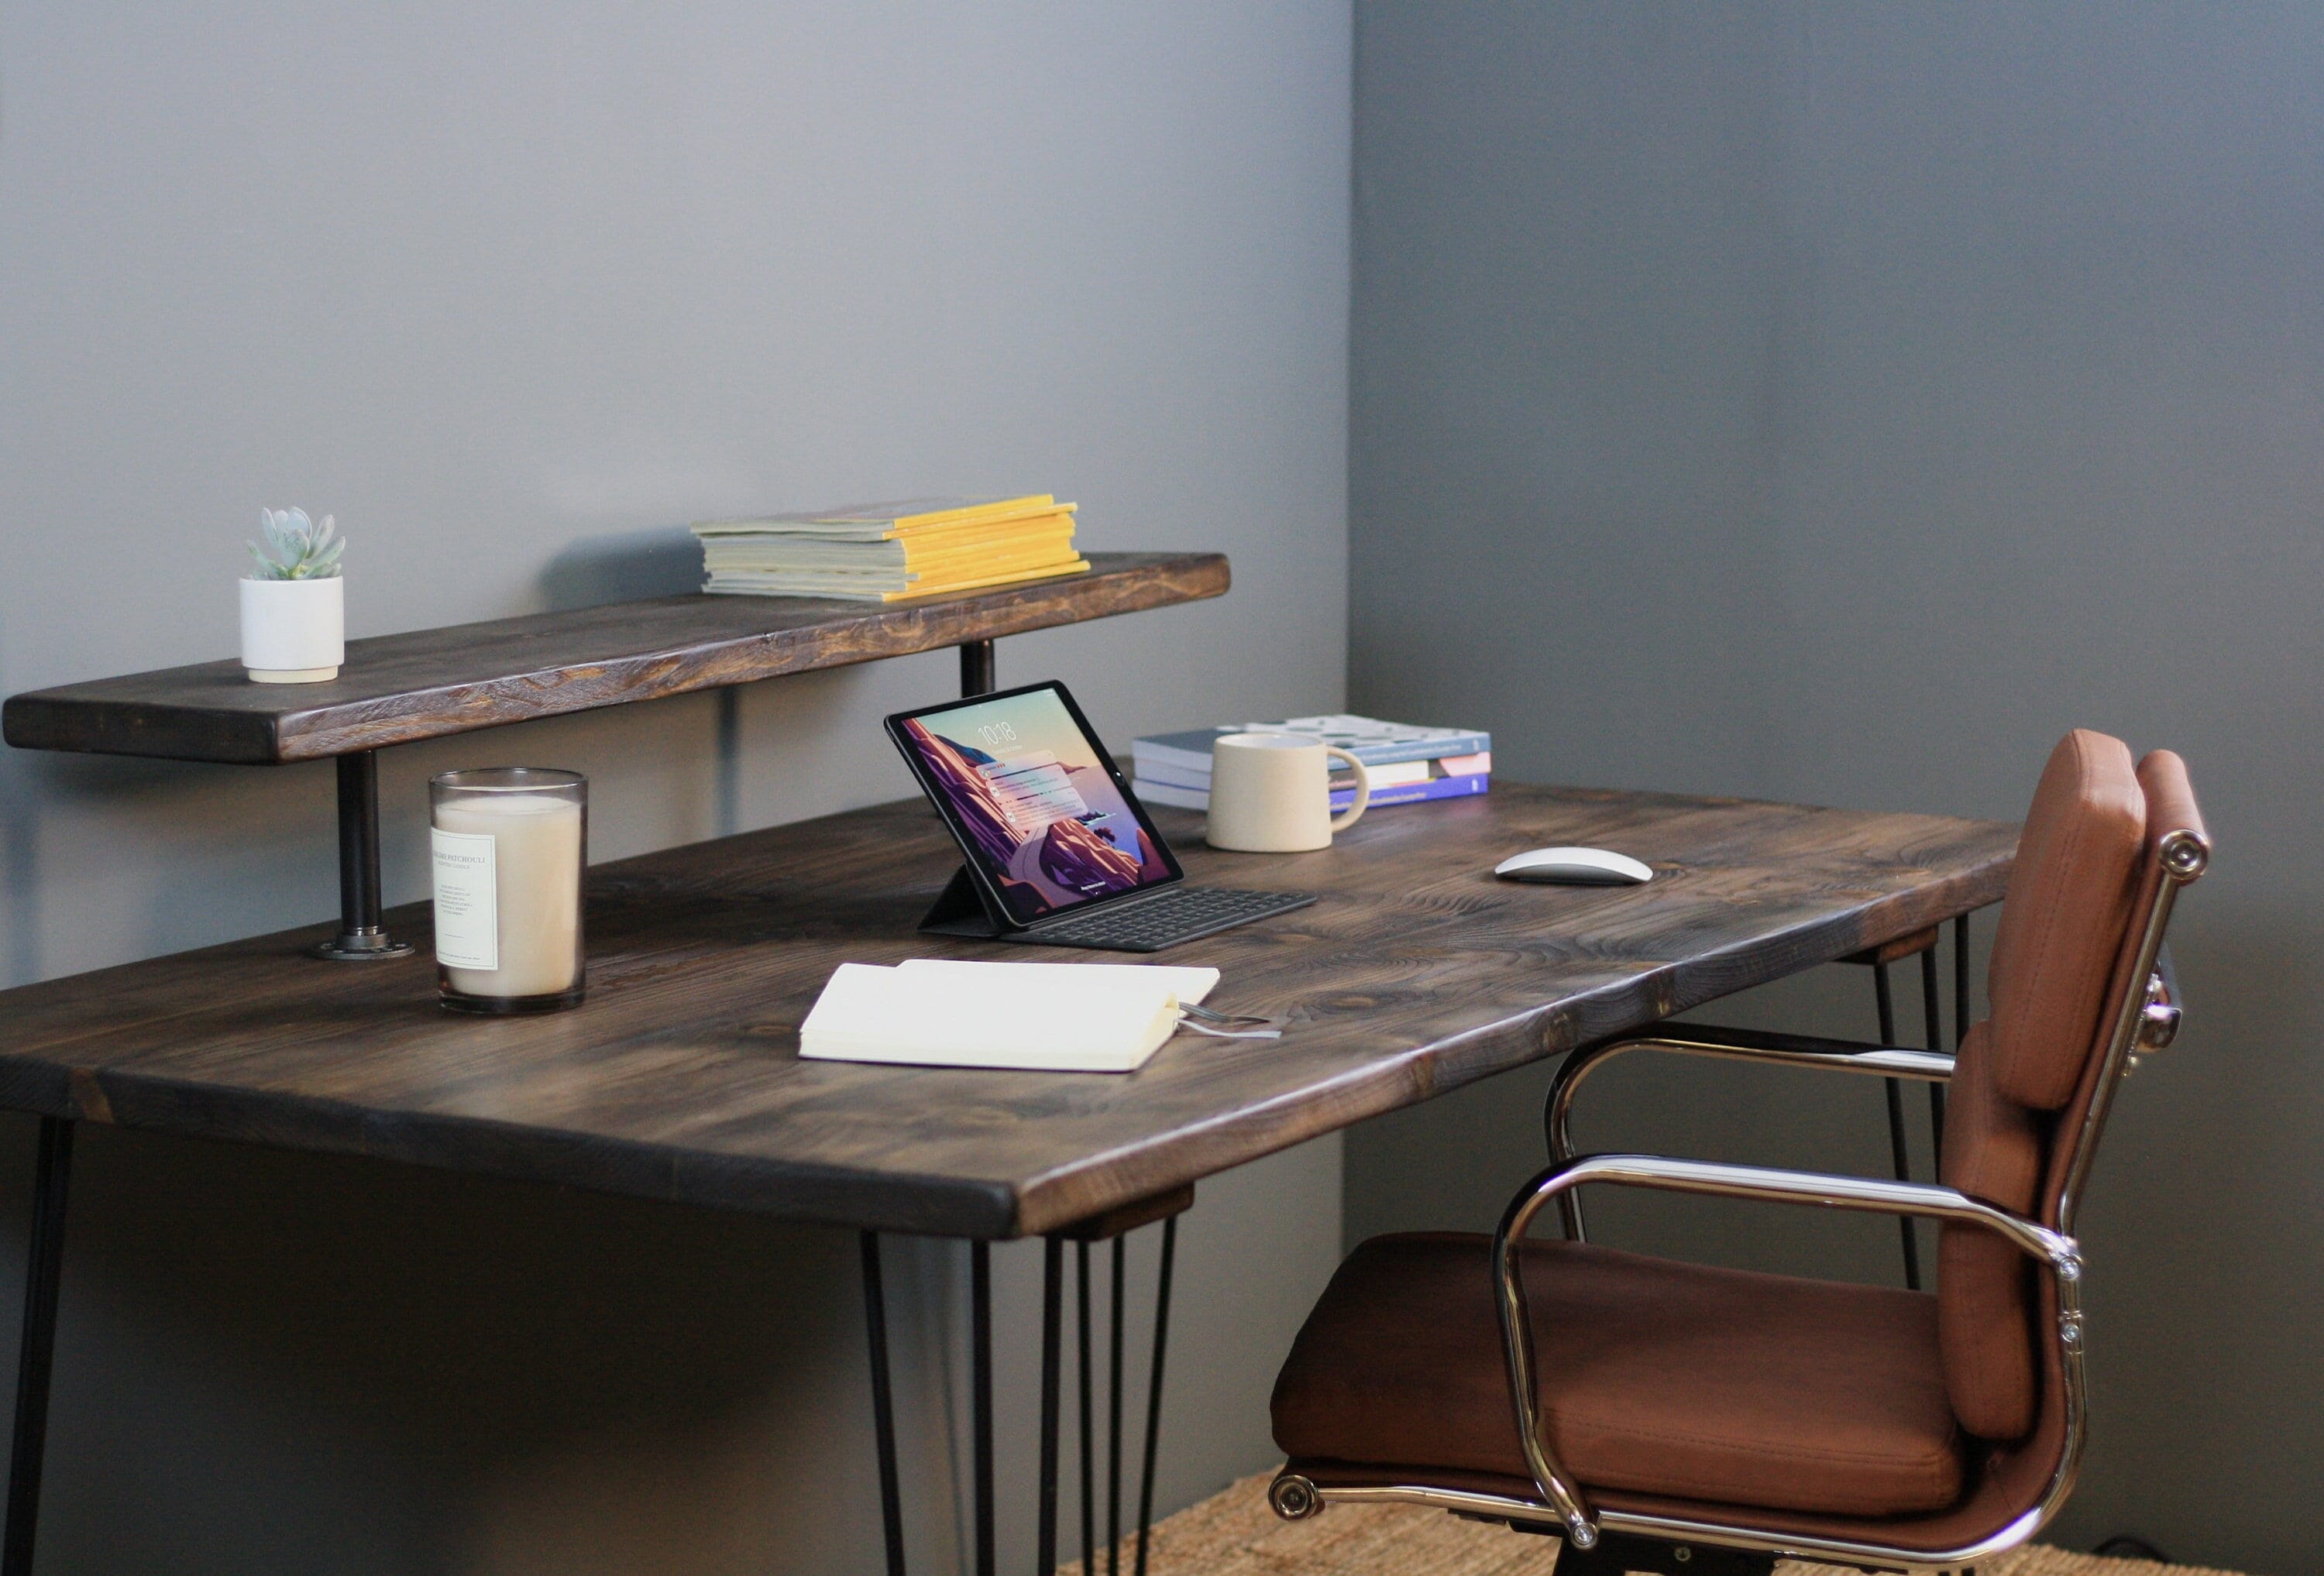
<box><xmin>1131</xmin><ymin>715</ymin><xmax>1491</xmax><ymax>812</ymax></box>
<box><xmin>690</xmin><ymin>495</ymin><xmax>1087</xmax><ymax>602</ymax></box>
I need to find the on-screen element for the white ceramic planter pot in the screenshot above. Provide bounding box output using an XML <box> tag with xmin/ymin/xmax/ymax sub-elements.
<box><xmin>239</xmin><ymin>576</ymin><xmax>345</xmax><ymax>683</ymax></box>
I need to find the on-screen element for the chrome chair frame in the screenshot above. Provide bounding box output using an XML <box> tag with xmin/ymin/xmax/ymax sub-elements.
<box><xmin>1270</xmin><ymin>819</ymin><xmax>2207</xmax><ymax>1576</ymax></box>
<box><xmin>1485</xmin><ymin>1155</ymin><xmax>2081</xmax><ymax>1567</ymax></box>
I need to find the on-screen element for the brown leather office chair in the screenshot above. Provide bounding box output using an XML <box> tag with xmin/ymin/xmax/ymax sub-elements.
<box><xmin>1267</xmin><ymin>732</ymin><xmax>2208</xmax><ymax>1576</ymax></box>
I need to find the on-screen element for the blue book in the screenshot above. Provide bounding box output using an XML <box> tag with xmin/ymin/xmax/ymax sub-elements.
<box><xmin>1333</xmin><ymin>771</ymin><xmax>1490</xmax><ymax>812</ymax></box>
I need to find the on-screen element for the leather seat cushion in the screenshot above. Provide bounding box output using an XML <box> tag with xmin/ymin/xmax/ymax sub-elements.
<box><xmin>1985</xmin><ymin>730</ymin><xmax>2145</xmax><ymax>1109</ymax></box>
<box><xmin>1273</xmin><ymin>1234</ymin><xmax>1966</xmax><ymax>1518</ymax></box>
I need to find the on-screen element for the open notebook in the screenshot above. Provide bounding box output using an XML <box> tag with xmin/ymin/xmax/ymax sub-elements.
<box><xmin>799</xmin><ymin>959</ymin><xmax>1221</xmax><ymax>1073</ymax></box>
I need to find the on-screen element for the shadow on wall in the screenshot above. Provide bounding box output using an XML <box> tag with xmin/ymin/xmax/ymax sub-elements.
<box><xmin>2</xmin><ymin>762</ymin><xmax>36</xmax><ymax>984</ymax></box>
<box><xmin>537</xmin><ymin>527</ymin><xmax>705</xmax><ymax>613</ymax></box>
<box><xmin>0</xmin><ymin>750</ymin><xmax>346</xmax><ymax>984</ymax></box>
<box><xmin>535</xmin><ymin>524</ymin><xmax>753</xmax><ymax>834</ymax></box>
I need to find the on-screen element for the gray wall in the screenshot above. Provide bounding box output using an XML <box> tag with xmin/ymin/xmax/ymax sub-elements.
<box><xmin>0</xmin><ymin>4</ymin><xmax>1350</xmax><ymax>1571</ymax></box>
<box><xmin>1348</xmin><ymin>5</ymin><xmax>2319</xmax><ymax>1571</ymax></box>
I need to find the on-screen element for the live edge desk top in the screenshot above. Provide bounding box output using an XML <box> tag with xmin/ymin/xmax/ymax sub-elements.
<box><xmin>0</xmin><ymin>784</ymin><xmax>2015</xmax><ymax>1241</ymax></box>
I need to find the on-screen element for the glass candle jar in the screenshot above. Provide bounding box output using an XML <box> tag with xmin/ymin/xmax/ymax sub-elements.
<box><xmin>429</xmin><ymin>768</ymin><xmax>586</xmax><ymax>1013</ymax></box>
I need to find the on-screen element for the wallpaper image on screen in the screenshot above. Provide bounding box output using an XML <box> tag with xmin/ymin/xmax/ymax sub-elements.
<box><xmin>899</xmin><ymin>692</ymin><xmax>1171</xmax><ymax>922</ymax></box>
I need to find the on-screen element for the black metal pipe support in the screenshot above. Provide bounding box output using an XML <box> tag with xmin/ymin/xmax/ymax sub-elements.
<box><xmin>4</xmin><ymin>1117</ymin><xmax>75</xmax><ymax>1576</ymax></box>
<box><xmin>309</xmin><ymin>750</ymin><xmax>414</xmax><ymax>960</ymax></box>
<box><xmin>961</xmin><ymin>640</ymin><xmax>997</xmax><ymax>699</ymax></box>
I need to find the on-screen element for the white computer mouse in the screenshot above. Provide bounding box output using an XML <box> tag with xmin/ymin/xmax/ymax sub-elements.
<box><xmin>1493</xmin><ymin>846</ymin><xmax>1654</xmax><ymax>886</ymax></box>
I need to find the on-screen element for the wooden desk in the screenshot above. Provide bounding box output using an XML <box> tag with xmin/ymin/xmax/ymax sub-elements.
<box><xmin>0</xmin><ymin>783</ymin><xmax>2010</xmax><ymax>1236</ymax></box>
<box><xmin>0</xmin><ymin>781</ymin><xmax>2014</xmax><ymax>1576</ymax></box>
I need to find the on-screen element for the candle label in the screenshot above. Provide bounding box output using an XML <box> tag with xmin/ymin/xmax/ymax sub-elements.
<box><xmin>431</xmin><ymin>828</ymin><xmax>500</xmax><ymax>970</ymax></box>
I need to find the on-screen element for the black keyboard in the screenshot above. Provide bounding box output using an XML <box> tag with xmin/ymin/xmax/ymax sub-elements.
<box><xmin>1016</xmin><ymin>886</ymin><xmax>1315</xmax><ymax>953</ymax></box>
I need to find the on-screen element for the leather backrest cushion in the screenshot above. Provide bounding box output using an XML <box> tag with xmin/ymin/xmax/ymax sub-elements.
<box><xmin>1941</xmin><ymin>1022</ymin><xmax>2042</xmax><ymax>1214</ymax></box>
<box><xmin>1985</xmin><ymin>730</ymin><xmax>2145</xmax><ymax>1109</ymax></box>
<box><xmin>2137</xmin><ymin>749</ymin><xmax>2205</xmax><ymax>852</ymax></box>
<box><xmin>1938</xmin><ymin>1021</ymin><xmax>2042</xmax><ymax>1439</ymax></box>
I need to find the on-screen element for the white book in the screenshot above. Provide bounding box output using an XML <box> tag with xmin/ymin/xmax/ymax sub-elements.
<box><xmin>799</xmin><ymin>959</ymin><xmax>1220</xmax><ymax>1073</ymax></box>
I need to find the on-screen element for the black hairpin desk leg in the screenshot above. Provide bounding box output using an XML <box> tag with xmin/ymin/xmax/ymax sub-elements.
<box><xmin>1037</xmin><ymin>1239</ymin><xmax>1064</xmax><ymax>1576</ymax></box>
<box><xmin>1075</xmin><ymin>1243</ymin><xmax>1095</xmax><ymax>1576</ymax></box>
<box><xmin>1064</xmin><ymin>1190</ymin><xmax>1191</xmax><ymax>1576</ymax></box>
<box><xmin>861</xmin><ymin>1232</ymin><xmax>908</xmax><ymax>1576</ymax></box>
<box><xmin>1872</xmin><ymin>963</ymin><xmax>1923</xmax><ymax>1290</ymax></box>
<box><xmin>858</xmin><ymin>1191</ymin><xmax>1185</xmax><ymax>1576</ymax></box>
<box><xmin>971</xmin><ymin>1242</ymin><xmax>995</xmax><ymax>1576</ymax></box>
<box><xmin>1921</xmin><ymin>945</ymin><xmax>1947</xmax><ymax>1153</ymax></box>
<box><xmin>4</xmin><ymin>1117</ymin><xmax>75</xmax><ymax>1576</ymax></box>
<box><xmin>1107</xmin><ymin>1236</ymin><xmax>1125</xmax><ymax>1574</ymax></box>
<box><xmin>1955</xmin><ymin>915</ymin><xmax>1972</xmax><ymax>1047</ymax></box>
<box><xmin>1954</xmin><ymin>907</ymin><xmax>1975</xmax><ymax>1130</ymax></box>
<box><xmin>1132</xmin><ymin>1216</ymin><xmax>1177</xmax><ymax>1576</ymax></box>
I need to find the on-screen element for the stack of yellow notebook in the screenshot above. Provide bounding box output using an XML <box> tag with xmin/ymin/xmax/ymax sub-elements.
<box><xmin>691</xmin><ymin>495</ymin><xmax>1088</xmax><ymax>602</ymax></box>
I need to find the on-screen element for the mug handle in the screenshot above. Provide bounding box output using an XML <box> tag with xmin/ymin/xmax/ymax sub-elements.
<box><xmin>1325</xmin><ymin>747</ymin><xmax>1370</xmax><ymax>832</ymax></box>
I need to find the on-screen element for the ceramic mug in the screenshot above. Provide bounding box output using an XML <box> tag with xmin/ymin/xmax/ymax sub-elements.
<box><xmin>1205</xmin><ymin>733</ymin><xmax>1371</xmax><ymax>852</ymax></box>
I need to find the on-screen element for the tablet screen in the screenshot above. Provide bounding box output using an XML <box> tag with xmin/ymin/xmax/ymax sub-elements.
<box><xmin>890</xmin><ymin>683</ymin><xmax>1180</xmax><ymax>925</ymax></box>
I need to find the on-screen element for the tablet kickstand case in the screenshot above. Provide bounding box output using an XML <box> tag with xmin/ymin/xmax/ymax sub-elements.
<box><xmin>918</xmin><ymin>866</ymin><xmax>1016</xmax><ymax>939</ymax></box>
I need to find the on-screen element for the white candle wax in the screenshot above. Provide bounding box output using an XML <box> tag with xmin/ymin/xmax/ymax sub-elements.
<box><xmin>432</xmin><ymin>793</ymin><xmax>583</xmax><ymax>999</ymax></box>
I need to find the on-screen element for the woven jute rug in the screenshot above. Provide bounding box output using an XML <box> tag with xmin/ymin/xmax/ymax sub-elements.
<box><xmin>1061</xmin><ymin>1472</ymin><xmax>2240</xmax><ymax>1576</ymax></box>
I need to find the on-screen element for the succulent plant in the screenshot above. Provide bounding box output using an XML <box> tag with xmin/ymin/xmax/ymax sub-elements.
<box><xmin>247</xmin><ymin>507</ymin><xmax>345</xmax><ymax>580</ymax></box>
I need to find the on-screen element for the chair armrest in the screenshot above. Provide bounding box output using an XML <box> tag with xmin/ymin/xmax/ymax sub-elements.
<box><xmin>1593</xmin><ymin>1022</ymin><xmax>1956</xmax><ymax>1080</ymax></box>
<box><xmin>1545</xmin><ymin>1025</ymin><xmax>1953</xmax><ymax>1179</ymax></box>
<box><xmin>1510</xmin><ymin>1152</ymin><xmax>2074</xmax><ymax>1266</ymax></box>
<box><xmin>1487</xmin><ymin>1151</ymin><xmax>2082</xmax><ymax>1551</ymax></box>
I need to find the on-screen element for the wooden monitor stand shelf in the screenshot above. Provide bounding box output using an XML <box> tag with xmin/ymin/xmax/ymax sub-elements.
<box><xmin>1</xmin><ymin>551</ymin><xmax>1229</xmax><ymax>959</ymax></box>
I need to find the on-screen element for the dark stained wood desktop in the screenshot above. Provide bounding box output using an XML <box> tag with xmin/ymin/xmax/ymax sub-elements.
<box><xmin>0</xmin><ymin>552</ymin><xmax>1229</xmax><ymax>765</ymax></box>
<box><xmin>0</xmin><ymin>783</ymin><xmax>2014</xmax><ymax>1240</ymax></box>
